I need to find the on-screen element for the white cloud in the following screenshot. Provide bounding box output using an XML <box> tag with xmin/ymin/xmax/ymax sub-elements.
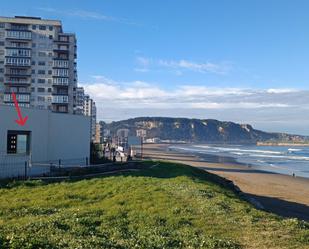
<box><xmin>81</xmin><ymin>77</ymin><xmax>309</xmax><ymax>134</ymax></box>
<box><xmin>81</xmin><ymin>76</ymin><xmax>307</xmax><ymax>110</ymax></box>
<box><xmin>135</xmin><ymin>57</ymin><xmax>232</xmax><ymax>75</ymax></box>
<box><xmin>36</xmin><ymin>7</ymin><xmax>139</xmax><ymax>26</ymax></box>
<box><xmin>266</xmin><ymin>88</ymin><xmax>298</xmax><ymax>94</ymax></box>
<box><xmin>158</xmin><ymin>59</ymin><xmax>231</xmax><ymax>74</ymax></box>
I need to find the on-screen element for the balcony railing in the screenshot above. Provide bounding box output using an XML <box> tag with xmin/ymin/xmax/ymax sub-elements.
<box><xmin>4</xmin><ymin>93</ymin><xmax>30</xmax><ymax>103</ymax></box>
<box><xmin>4</xmin><ymin>79</ymin><xmax>31</xmax><ymax>85</ymax></box>
<box><xmin>5</xmin><ymin>59</ymin><xmax>31</xmax><ymax>67</ymax></box>
<box><xmin>53</xmin><ymin>45</ymin><xmax>69</xmax><ymax>52</ymax></box>
<box><xmin>5</xmin><ymin>43</ymin><xmax>31</xmax><ymax>49</ymax></box>
<box><xmin>6</xmin><ymin>30</ymin><xmax>32</xmax><ymax>40</ymax></box>
<box><xmin>52</xmin><ymin>95</ymin><xmax>69</xmax><ymax>104</ymax></box>
<box><xmin>5</xmin><ymin>71</ymin><xmax>31</xmax><ymax>77</ymax></box>
<box><xmin>53</xmin><ymin>60</ymin><xmax>69</xmax><ymax>68</ymax></box>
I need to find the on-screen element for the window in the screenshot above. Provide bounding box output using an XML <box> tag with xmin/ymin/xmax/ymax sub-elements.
<box><xmin>48</xmin><ymin>70</ymin><xmax>52</xmax><ymax>75</ymax></box>
<box><xmin>38</xmin><ymin>87</ymin><xmax>45</xmax><ymax>92</ymax></box>
<box><xmin>38</xmin><ymin>43</ymin><xmax>46</xmax><ymax>49</ymax></box>
<box><xmin>37</xmin><ymin>96</ymin><xmax>45</xmax><ymax>102</ymax></box>
<box><xmin>49</xmin><ymin>35</ymin><xmax>53</xmax><ymax>39</ymax></box>
<box><xmin>0</xmin><ymin>23</ymin><xmax>5</xmax><ymax>28</ymax></box>
<box><xmin>38</xmin><ymin>70</ymin><xmax>45</xmax><ymax>75</ymax></box>
<box><xmin>49</xmin><ymin>26</ymin><xmax>53</xmax><ymax>31</ymax></box>
<box><xmin>38</xmin><ymin>51</ymin><xmax>46</xmax><ymax>57</ymax></box>
<box><xmin>32</xmin><ymin>43</ymin><xmax>36</xmax><ymax>48</ymax></box>
<box><xmin>48</xmin><ymin>88</ymin><xmax>52</xmax><ymax>93</ymax></box>
<box><xmin>58</xmin><ymin>106</ymin><xmax>67</xmax><ymax>112</ymax></box>
<box><xmin>7</xmin><ymin>131</ymin><xmax>31</xmax><ymax>155</ymax></box>
<box><xmin>32</xmin><ymin>25</ymin><xmax>36</xmax><ymax>30</ymax></box>
<box><xmin>38</xmin><ymin>61</ymin><xmax>46</xmax><ymax>66</ymax></box>
<box><xmin>19</xmin><ymin>87</ymin><xmax>27</xmax><ymax>93</ymax></box>
<box><xmin>39</xmin><ymin>25</ymin><xmax>46</xmax><ymax>30</ymax></box>
<box><xmin>0</xmin><ymin>41</ymin><xmax>4</xmax><ymax>46</ymax></box>
<box><xmin>59</xmin><ymin>36</ymin><xmax>69</xmax><ymax>42</ymax></box>
<box><xmin>38</xmin><ymin>79</ymin><xmax>45</xmax><ymax>84</ymax></box>
<box><xmin>31</xmin><ymin>61</ymin><xmax>35</xmax><ymax>65</ymax></box>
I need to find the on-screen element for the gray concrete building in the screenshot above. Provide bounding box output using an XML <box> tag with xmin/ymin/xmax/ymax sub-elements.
<box><xmin>0</xmin><ymin>16</ymin><xmax>77</xmax><ymax>113</ymax></box>
<box><xmin>0</xmin><ymin>104</ymin><xmax>90</xmax><ymax>178</ymax></box>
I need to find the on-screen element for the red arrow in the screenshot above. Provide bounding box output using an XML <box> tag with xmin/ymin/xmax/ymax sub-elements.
<box><xmin>12</xmin><ymin>92</ymin><xmax>28</xmax><ymax>126</ymax></box>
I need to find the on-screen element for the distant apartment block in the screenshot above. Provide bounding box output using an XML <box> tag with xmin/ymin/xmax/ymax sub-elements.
<box><xmin>84</xmin><ymin>94</ymin><xmax>96</xmax><ymax>141</ymax></box>
<box><xmin>0</xmin><ymin>16</ymin><xmax>77</xmax><ymax>113</ymax></box>
<box><xmin>76</xmin><ymin>86</ymin><xmax>84</xmax><ymax>115</ymax></box>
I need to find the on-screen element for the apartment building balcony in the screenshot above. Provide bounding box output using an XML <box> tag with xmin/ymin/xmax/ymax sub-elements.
<box><xmin>6</xmin><ymin>30</ymin><xmax>32</xmax><ymax>40</ymax></box>
<box><xmin>52</xmin><ymin>95</ymin><xmax>69</xmax><ymax>104</ymax></box>
<box><xmin>52</xmin><ymin>60</ymin><xmax>69</xmax><ymax>68</ymax></box>
<box><xmin>53</xmin><ymin>45</ymin><xmax>69</xmax><ymax>53</ymax></box>
<box><xmin>54</xmin><ymin>39</ymin><xmax>70</xmax><ymax>44</ymax></box>
<box><xmin>52</xmin><ymin>104</ymin><xmax>69</xmax><ymax>113</ymax></box>
<box><xmin>52</xmin><ymin>82</ymin><xmax>69</xmax><ymax>87</ymax></box>
<box><xmin>4</xmin><ymin>71</ymin><xmax>31</xmax><ymax>77</ymax></box>
<box><xmin>3</xmin><ymin>93</ymin><xmax>30</xmax><ymax>103</ymax></box>
<box><xmin>4</xmin><ymin>78</ymin><xmax>31</xmax><ymax>85</ymax></box>
<box><xmin>4</xmin><ymin>60</ymin><xmax>31</xmax><ymax>67</ymax></box>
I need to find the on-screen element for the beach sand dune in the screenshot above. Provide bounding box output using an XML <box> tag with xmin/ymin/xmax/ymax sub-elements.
<box><xmin>143</xmin><ymin>143</ymin><xmax>309</xmax><ymax>221</ymax></box>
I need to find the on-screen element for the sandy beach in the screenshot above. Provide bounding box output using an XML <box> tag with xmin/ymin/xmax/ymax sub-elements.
<box><xmin>143</xmin><ymin>143</ymin><xmax>309</xmax><ymax>221</ymax></box>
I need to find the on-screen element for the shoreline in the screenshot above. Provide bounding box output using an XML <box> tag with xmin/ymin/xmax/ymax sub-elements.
<box><xmin>143</xmin><ymin>143</ymin><xmax>309</xmax><ymax>221</ymax></box>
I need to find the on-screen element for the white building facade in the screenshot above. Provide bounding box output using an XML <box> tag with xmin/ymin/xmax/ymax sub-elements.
<box><xmin>0</xmin><ymin>105</ymin><xmax>91</xmax><ymax>178</ymax></box>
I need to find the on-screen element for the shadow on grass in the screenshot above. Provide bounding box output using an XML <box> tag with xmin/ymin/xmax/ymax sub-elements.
<box><xmin>246</xmin><ymin>193</ymin><xmax>309</xmax><ymax>221</ymax></box>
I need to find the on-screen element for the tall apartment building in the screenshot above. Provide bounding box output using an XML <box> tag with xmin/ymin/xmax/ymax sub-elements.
<box><xmin>0</xmin><ymin>16</ymin><xmax>77</xmax><ymax>113</ymax></box>
<box><xmin>84</xmin><ymin>94</ymin><xmax>97</xmax><ymax>141</ymax></box>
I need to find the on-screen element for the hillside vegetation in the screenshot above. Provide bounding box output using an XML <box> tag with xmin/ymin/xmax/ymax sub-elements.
<box><xmin>105</xmin><ymin>117</ymin><xmax>308</xmax><ymax>143</ymax></box>
<box><xmin>0</xmin><ymin>162</ymin><xmax>308</xmax><ymax>249</ymax></box>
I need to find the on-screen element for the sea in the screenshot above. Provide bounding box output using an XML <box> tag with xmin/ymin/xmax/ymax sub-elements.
<box><xmin>169</xmin><ymin>144</ymin><xmax>309</xmax><ymax>179</ymax></box>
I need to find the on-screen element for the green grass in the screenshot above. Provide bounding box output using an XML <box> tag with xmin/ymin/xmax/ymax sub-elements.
<box><xmin>0</xmin><ymin>161</ymin><xmax>308</xmax><ymax>249</ymax></box>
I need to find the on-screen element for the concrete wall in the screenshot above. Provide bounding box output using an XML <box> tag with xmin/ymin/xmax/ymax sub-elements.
<box><xmin>0</xmin><ymin>105</ymin><xmax>90</xmax><ymax>178</ymax></box>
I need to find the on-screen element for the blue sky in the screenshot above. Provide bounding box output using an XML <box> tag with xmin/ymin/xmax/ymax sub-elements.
<box><xmin>1</xmin><ymin>0</ymin><xmax>309</xmax><ymax>134</ymax></box>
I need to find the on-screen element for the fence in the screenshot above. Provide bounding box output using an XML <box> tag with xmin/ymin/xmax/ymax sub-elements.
<box><xmin>0</xmin><ymin>152</ymin><xmax>89</xmax><ymax>179</ymax></box>
<box><xmin>0</xmin><ymin>152</ymin><xmax>30</xmax><ymax>179</ymax></box>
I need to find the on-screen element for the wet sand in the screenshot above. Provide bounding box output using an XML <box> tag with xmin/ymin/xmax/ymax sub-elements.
<box><xmin>143</xmin><ymin>143</ymin><xmax>309</xmax><ymax>221</ymax></box>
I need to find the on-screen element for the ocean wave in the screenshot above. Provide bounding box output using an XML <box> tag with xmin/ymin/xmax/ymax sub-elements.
<box><xmin>250</xmin><ymin>154</ymin><xmax>309</xmax><ymax>161</ymax></box>
<box><xmin>193</xmin><ymin>145</ymin><xmax>283</xmax><ymax>155</ymax></box>
<box><xmin>288</xmin><ymin>148</ymin><xmax>302</xmax><ymax>152</ymax></box>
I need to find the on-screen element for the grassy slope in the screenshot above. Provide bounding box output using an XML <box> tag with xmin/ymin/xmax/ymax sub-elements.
<box><xmin>0</xmin><ymin>161</ymin><xmax>308</xmax><ymax>249</ymax></box>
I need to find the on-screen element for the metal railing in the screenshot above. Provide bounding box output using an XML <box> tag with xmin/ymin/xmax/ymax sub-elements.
<box><xmin>0</xmin><ymin>152</ymin><xmax>89</xmax><ymax>179</ymax></box>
